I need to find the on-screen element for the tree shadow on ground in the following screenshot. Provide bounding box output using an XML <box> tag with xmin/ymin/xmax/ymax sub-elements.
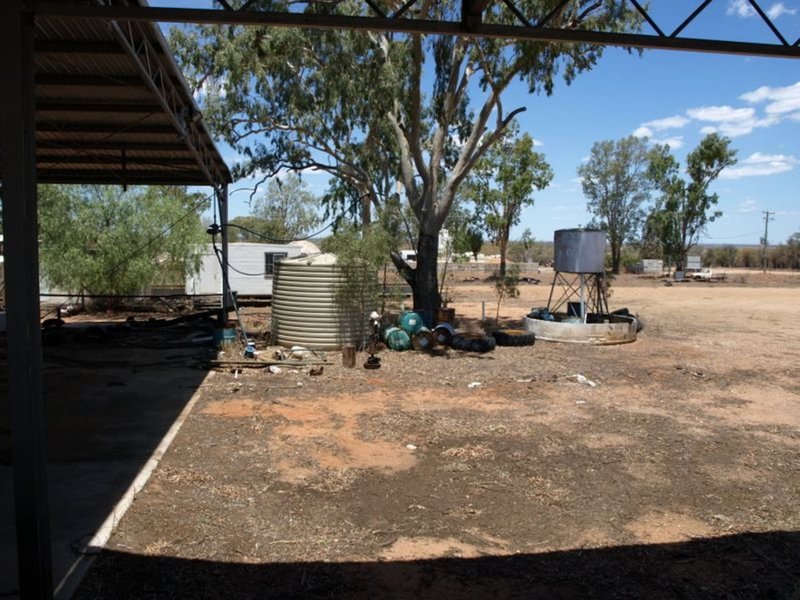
<box><xmin>76</xmin><ymin>531</ymin><xmax>800</xmax><ymax>600</ymax></box>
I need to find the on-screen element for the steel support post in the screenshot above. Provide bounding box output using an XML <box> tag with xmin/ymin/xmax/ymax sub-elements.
<box><xmin>220</xmin><ymin>185</ymin><xmax>231</xmax><ymax>324</ymax></box>
<box><xmin>0</xmin><ymin>1</ymin><xmax>54</xmax><ymax>598</ymax></box>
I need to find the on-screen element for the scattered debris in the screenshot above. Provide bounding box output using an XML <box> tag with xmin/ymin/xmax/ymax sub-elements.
<box><xmin>406</xmin><ymin>444</ymin><xmax>417</xmax><ymax>451</ymax></box>
<box><xmin>467</xmin><ymin>381</ymin><xmax>482</xmax><ymax>389</ymax></box>
<box><xmin>574</xmin><ymin>374</ymin><xmax>597</xmax><ymax>387</ymax></box>
<box><xmin>308</xmin><ymin>365</ymin><xmax>324</xmax><ymax>376</ymax></box>
<box><xmin>269</xmin><ymin>365</ymin><xmax>282</xmax><ymax>374</ymax></box>
<box><xmin>289</xmin><ymin>346</ymin><xmax>310</xmax><ymax>360</ymax></box>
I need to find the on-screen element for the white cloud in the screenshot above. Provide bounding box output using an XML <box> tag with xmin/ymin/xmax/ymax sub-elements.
<box><xmin>727</xmin><ymin>0</ymin><xmax>756</xmax><ymax>17</ymax></box>
<box><xmin>767</xmin><ymin>2</ymin><xmax>798</xmax><ymax>18</ymax></box>
<box><xmin>740</xmin><ymin>81</ymin><xmax>800</xmax><ymax>116</ymax></box>
<box><xmin>643</xmin><ymin>115</ymin><xmax>690</xmax><ymax>131</ymax></box>
<box><xmin>532</xmin><ymin>138</ymin><xmax>544</xmax><ymax>147</ymax></box>
<box><xmin>737</xmin><ymin>198</ymin><xmax>759</xmax><ymax>213</ymax></box>
<box><xmin>720</xmin><ymin>152</ymin><xmax>800</xmax><ymax>179</ymax></box>
<box><xmin>728</xmin><ymin>0</ymin><xmax>797</xmax><ymax>18</ymax></box>
<box><xmin>633</xmin><ymin>115</ymin><xmax>689</xmax><ymax>139</ymax></box>
<box><xmin>654</xmin><ymin>136</ymin><xmax>684</xmax><ymax>149</ymax></box>
<box><xmin>686</xmin><ymin>105</ymin><xmax>777</xmax><ymax>137</ymax></box>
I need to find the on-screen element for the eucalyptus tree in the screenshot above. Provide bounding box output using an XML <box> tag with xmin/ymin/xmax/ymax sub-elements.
<box><xmin>647</xmin><ymin>133</ymin><xmax>737</xmax><ymax>271</ymax></box>
<box><xmin>464</xmin><ymin>131</ymin><xmax>552</xmax><ymax>277</ymax></box>
<box><xmin>578</xmin><ymin>135</ymin><xmax>654</xmax><ymax>274</ymax></box>
<box><xmin>171</xmin><ymin>0</ymin><xmax>639</xmax><ymax>310</ymax></box>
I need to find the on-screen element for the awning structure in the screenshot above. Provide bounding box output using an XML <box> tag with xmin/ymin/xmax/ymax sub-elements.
<box><xmin>21</xmin><ymin>5</ymin><xmax>231</xmax><ymax>188</ymax></box>
<box><xmin>1</xmin><ymin>4</ymin><xmax>232</xmax><ymax>599</ymax></box>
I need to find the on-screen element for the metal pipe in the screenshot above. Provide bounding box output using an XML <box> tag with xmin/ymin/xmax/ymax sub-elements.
<box><xmin>0</xmin><ymin>2</ymin><xmax>54</xmax><ymax>597</ymax></box>
<box><xmin>220</xmin><ymin>185</ymin><xmax>231</xmax><ymax>324</ymax></box>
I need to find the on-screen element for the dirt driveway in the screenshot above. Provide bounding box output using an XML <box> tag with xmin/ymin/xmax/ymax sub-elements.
<box><xmin>76</xmin><ymin>272</ymin><xmax>800</xmax><ymax>599</ymax></box>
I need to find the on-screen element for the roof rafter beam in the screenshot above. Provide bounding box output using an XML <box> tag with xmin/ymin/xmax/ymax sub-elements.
<box><xmin>37</xmin><ymin>122</ymin><xmax>178</xmax><ymax>134</ymax></box>
<box><xmin>34</xmin><ymin>3</ymin><xmax>800</xmax><ymax>59</ymax></box>
<box><xmin>37</xmin><ymin>171</ymin><xmax>210</xmax><ymax>185</ymax></box>
<box><xmin>34</xmin><ymin>40</ymin><xmax>129</xmax><ymax>54</ymax></box>
<box><xmin>37</xmin><ymin>154</ymin><xmax>199</xmax><ymax>166</ymax></box>
<box><xmin>37</xmin><ymin>140</ymin><xmax>189</xmax><ymax>152</ymax></box>
<box><xmin>35</xmin><ymin>73</ymin><xmax>174</xmax><ymax>88</ymax></box>
<box><xmin>108</xmin><ymin>18</ymin><xmax>226</xmax><ymax>189</ymax></box>
<box><xmin>37</xmin><ymin>101</ymin><xmax>163</xmax><ymax>113</ymax></box>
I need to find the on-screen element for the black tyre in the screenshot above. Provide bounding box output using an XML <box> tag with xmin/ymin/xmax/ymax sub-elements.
<box><xmin>452</xmin><ymin>334</ymin><xmax>496</xmax><ymax>353</ymax></box>
<box><xmin>492</xmin><ymin>328</ymin><xmax>536</xmax><ymax>347</ymax></box>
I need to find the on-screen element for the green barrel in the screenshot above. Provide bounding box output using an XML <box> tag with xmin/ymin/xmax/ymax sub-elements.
<box><xmin>384</xmin><ymin>326</ymin><xmax>411</xmax><ymax>351</ymax></box>
<box><xmin>399</xmin><ymin>311</ymin><xmax>424</xmax><ymax>335</ymax></box>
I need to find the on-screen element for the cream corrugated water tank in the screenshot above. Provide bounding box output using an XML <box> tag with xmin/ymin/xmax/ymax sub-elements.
<box><xmin>272</xmin><ymin>253</ymin><xmax>371</xmax><ymax>349</ymax></box>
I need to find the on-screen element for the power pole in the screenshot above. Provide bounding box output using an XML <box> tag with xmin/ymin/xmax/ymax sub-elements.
<box><xmin>761</xmin><ymin>210</ymin><xmax>775</xmax><ymax>273</ymax></box>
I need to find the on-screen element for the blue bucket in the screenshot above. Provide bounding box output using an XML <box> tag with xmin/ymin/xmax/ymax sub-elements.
<box><xmin>212</xmin><ymin>326</ymin><xmax>237</xmax><ymax>347</ymax></box>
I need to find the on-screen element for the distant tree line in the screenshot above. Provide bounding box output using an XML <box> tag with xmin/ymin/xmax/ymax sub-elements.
<box><xmin>464</xmin><ymin>231</ymin><xmax>800</xmax><ymax>272</ymax></box>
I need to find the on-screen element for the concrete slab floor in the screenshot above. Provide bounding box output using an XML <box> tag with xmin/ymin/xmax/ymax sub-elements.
<box><xmin>1</xmin><ymin>327</ymin><xmax>214</xmax><ymax>598</ymax></box>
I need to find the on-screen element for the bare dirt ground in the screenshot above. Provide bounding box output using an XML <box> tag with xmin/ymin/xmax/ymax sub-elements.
<box><xmin>75</xmin><ymin>270</ymin><xmax>800</xmax><ymax>599</ymax></box>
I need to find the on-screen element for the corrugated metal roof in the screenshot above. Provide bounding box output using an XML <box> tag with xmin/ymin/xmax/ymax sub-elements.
<box><xmin>31</xmin><ymin>0</ymin><xmax>231</xmax><ymax>188</ymax></box>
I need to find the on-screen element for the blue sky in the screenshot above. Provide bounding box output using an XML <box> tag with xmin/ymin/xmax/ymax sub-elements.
<box><xmin>158</xmin><ymin>1</ymin><xmax>800</xmax><ymax>246</ymax></box>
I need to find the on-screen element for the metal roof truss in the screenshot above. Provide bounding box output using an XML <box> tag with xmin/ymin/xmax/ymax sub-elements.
<box><xmin>38</xmin><ymin>0</ymin><xmax>800</xmax><ymax>60</ymax></box>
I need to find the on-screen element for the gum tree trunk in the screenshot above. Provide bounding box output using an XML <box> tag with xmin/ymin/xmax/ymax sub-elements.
<box><xmin>412</xmin><ymin>231</ymin><xmax>441</xmax><ymax>312</ymax></box>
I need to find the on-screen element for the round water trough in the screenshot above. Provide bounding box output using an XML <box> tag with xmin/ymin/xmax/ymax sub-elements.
<box><xmin>524</xmin><ymin>313</ymin><xmax>638</xmax><ymax>345</ymax></box>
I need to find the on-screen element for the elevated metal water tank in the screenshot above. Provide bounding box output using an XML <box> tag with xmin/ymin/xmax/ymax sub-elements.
<box><xmin>554</xmin><ymin>229</ymin><xmax>606</xmax><ymax>273</ymax></box>
<box><xmin>272</xmin><ymin>253</ymin><xmax>372</xmax><ymax>349</ymax></box>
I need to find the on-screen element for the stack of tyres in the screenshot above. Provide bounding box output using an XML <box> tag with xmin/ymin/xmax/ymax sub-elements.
<box><xmin>450</xmin><ymin>333</ymin><xmax>496</xmax><ymax>353</ymax></box>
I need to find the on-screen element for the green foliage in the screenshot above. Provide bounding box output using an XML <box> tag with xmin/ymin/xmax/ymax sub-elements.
<box><xmin>578</xmin><ymin>135</ymin><xmax>655</xmax><ymax>274</ymax></box>
<box><xmin>604</xmin><ymin>245</ymin><xmax>641</xmax><ymax>273</ymax></box>
<box><xmin>38</xmin><ymin>185</ymin><xmax>208</xmax><ymax>296</ymax></box>
<box><xmin>463</xmin><ymin>227</ymin><xmax>485</xmax><ymax>261</ymax></box>
<box><xmin>768</xmin><ymin>232</ymin><xmax>800</xmax><ymax>269</ymax></box>
<box><xmin>739</xmin><ymin>247</ymin><xmax>760</xmax><ymax>268</ymax></box>
<box><xmin>703</xmin><ymin>245</ymin><xmax>739</xmax><ymax>268</ymax></box>
<box><xmin>253</xmin><ymin>174</ymin><xmax>320</xmax><ymax>239</ymax></box>
<box><xmin>647</xmin><ymin>133</ymin><xmax>737</xmax><ymax>270</ymax></box>
<box><xmin>320</xmin><ymin>223</ymin><xmax>395</xmax><ymax>317</ymax></box>
<box><xmin>464</xmin><ymin>130</ymin><xmax>552</xmax><ymax>277</ymax></box>
<box><xmin>230</xmin><ymin>174</ymin><xmax>320</xmax><ymax>241</ymax></box>
<box><xmin>494</xmin><ymin>264</ymin><xmax>521</xmax><ymax>323</ymax></box>
<box><xmin>170</xmin><ymin>1</ymin><xmax>641</xmax><ymax>310</ymax></box>
<box><xmin>506</xmin><ymin>229</ymin><xmax>551</xmax><ymax>265</ymax></box>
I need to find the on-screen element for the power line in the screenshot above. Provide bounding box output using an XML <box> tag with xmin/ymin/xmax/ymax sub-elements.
<box><xmin>225</xmin><ymin>220</ymin><xmax>335</xmax><ymax>243</ymax></box>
